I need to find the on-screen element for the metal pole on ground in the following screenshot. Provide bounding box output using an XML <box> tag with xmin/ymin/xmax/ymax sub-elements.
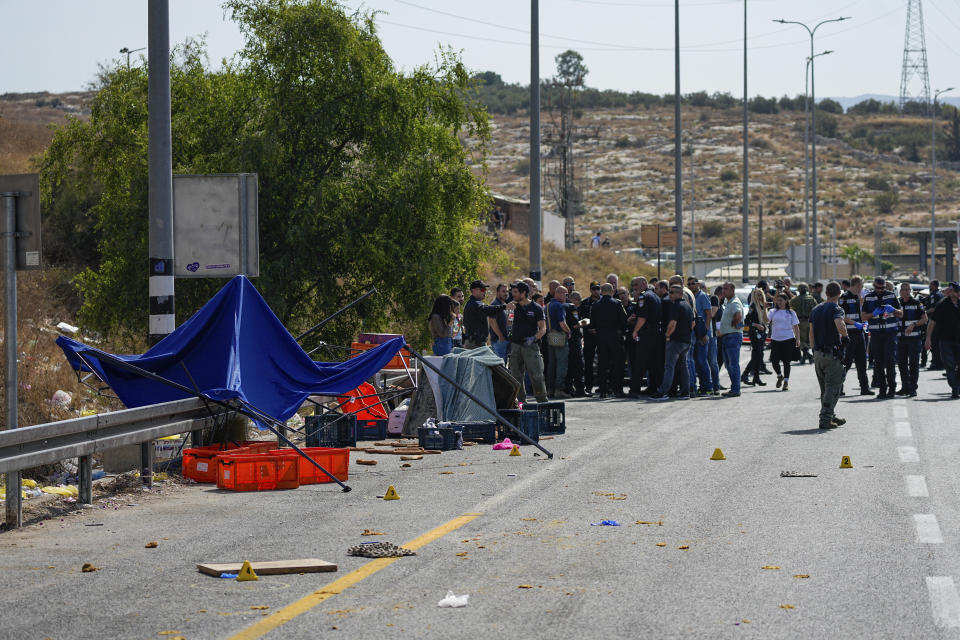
<box><xmin>3</xmin><ymin>192</ymin><xmax>20</xmax><ymax>528</ymax></box>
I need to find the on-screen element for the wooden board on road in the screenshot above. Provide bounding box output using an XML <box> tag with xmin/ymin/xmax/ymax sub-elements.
<box><xmin>197</xmin><ymin>558</ymin><xmax>338</xmax><ymax>576</ymax></box>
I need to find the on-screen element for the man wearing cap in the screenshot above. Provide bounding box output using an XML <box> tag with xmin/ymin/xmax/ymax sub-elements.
<box><xmin>628</xmin><ymin>277</ymin><xmax>661</xmax><ymax>395</ymax></box>
<box><xmin>579</xmin><ymin>282</ymin><xmax>603</xmax><ymax>395</ymax></box>
<box><xmin>811</xmin><ymin>281</ymin><xmax>824</xmax><ymax>303</ymax></box>
<box><xmin>507</xmin><ymin>282</ymin><xmax>549</xmax><ymax>403</ymax></box>
<box><xmin>462</xmin><ymin>280</ymin><xmax>513</xmax><ymax>350</ymax></box>
<box><xmin>925</xmin><ymin>282</ymin><xmax>960</xmax><ymax>399</ymax></box>
<box><xmin>790</xmin><ymin>283</ymin><xmax>817</xmax><ymax>364</ymax></box>
<box><xmin>590</xmin><ymin>283</ymin><xmax>627</xmax><ymax>398</ymax></box>
<box><xmin>861</xmin><ymin>276</ymin><xmax>903</xmax><ymax>399</ymax></box>
<box><xmin>840</xmin><ymin>276</ymin><xmax>873</xmax><ymax>396</ymax></box>
<box><xmin>896</xmin><ymin>282</ymin><xmax>926</xmax><ymax>397</ymax></box>
<box><xmin>810</xmin><ymin>281</ymin><xmax>849</xmax><ymax>429</ymax></box>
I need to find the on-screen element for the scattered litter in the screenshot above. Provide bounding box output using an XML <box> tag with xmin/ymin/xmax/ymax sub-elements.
<box><xmin>520</xmin><ymin>518</ymin><xmax>537</xmax><ymax>521</ymax></box>
<box><xmin>455</xmin><ymin>552</ymin><xmax>468</xmax><ymax>557</ymax></box>
<box><xmin>507</xmin><ymin>474</ymin><xmax>517</xmax><ymax>477</ymax></box>
<box><xmin>356</xmin><ymin>459</ymin><xmax>377</xmax><ymax>466</ymax></box>
<box><xmin>157</xmin><ymin>632</ymin><xmax>181</xmax><ymax>637</ymax></box>
<box><xmin>42</xmin><ymin>485</ymin><xmax>79</xmax><ymax>498</ymax></box>
<box><xmin>517</xmin><ymin>584</ymin><xmax>534</xmax><ymax>589</ymax></box>
<box><xmin>677</xmin><ymin>545</ymin><xmax>690</xmax><ymax>550</ymax></box>
<box><xmin>219</xmin><ymin>573</ymin><xmax>239</xmax><ymax>579</ymax></box>
<box><xmin>145</xmin><ymin>541</ymin><xmax>159</xmax><ymax>549</ymax></box>
<box><xmin>84</xmin><ymin>523</ymin><xmax>104</xmax><ymax>527</ymax></box>
<box><xmin>780</xmin><ymin>604</ymin><xmax>795</xmax><ymax>609</ymax></box>
<box><xmin>780</xmin><ymin>471</ymin><xmax>818</xmax><ymax>477</ymax></box>
<box><xmin>437</xmin><ymin>590</ymin><xmax>469</xmax><ymax>608</ymax></box>
<box><xmin>249</xmin><ymin>605</ymin><xmax>269</xmax><ymax>610</ymax></box>
<box><xmin>361</xmin><ymin>529</ymin><xmax>386</xmax><ymax>536</ymax></box>
<box><xmin>347</xmin><ymin>542</ymin><xmax>416</xmax><ymax>558</ymax></box>
<box><xmin>51</xmin><ymin>390</ymin><xmax>73</xmax><ymax>408</ymax></box>
<box><xmin>399</xmin><ymin>455</ymin><xmax>423</xmax><ymax>461</ymax></box>
<box><xmin>655</xmin><ymin>543</ymin><xmax>666</xmax><ymax>547</ymax></box>
<box><xmin>590</xmin><ymin>520</ymin><xmax>620</xmax><ymax>526</ymax></box>
<box><xmin>56</xmin><ymin>321</ymin><xmax>80</xmax><ymax>335</ymax></box>
<box><xmin>492</xmin><ymin>439</ymin><xmax>514</xmax><ymax>451</ymax></box>
<box><xmin>636</xmin><ymin>520</ymin><xmax>663</xmax><ymax>526</ymax></box>
<box><xmin>793</xmin><ymin>574</ymin><xmax>810</xmax><ymax>579</ymax></box>
<box><xmin>401</xmin><ymin>463</ymin><xmax>411</xmax><ymax>468</ymax></box>
<box><xmin>81</xmin><ymin>563</ymin><xmax>99</xmax><ymax>573</ymax></box>
<box><xmin>761</xmin><ymin>565</ymin><xmax>780</xmax><ymax>570</ymax></box>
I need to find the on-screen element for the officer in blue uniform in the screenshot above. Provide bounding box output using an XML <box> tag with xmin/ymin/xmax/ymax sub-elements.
<box><xmin>896</xmin><ymin>282</ymin><xmax>926</xmax><ymax>397</ymax></box>
<box><xmin>839</xmin><ymin>276</ymin><xmax>872</xmax><ymax>395</ymax></box>
<box><xmin>861</xmin><ymin>276</ymin><xmax>903</xmax><ymax>399</ymax></box>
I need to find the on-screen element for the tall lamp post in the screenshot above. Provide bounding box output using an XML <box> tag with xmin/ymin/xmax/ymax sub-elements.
<box><xmin>803</xmin><ymin>50</ymin><xmax>832</xmax><ymax>281</ymax></box>
<box><xmin>931</xmin><ymin>87</ymin><xmax>953</xmax><ymax>280</ymax></box>
<box><xmin>119</xmin><ymin>46</ymin><xmax>145</xmax><ymax>69</ymax></box>
<box><xmin>775</xmin><ymin>16</ymin><xmax>850</xmax><ymax>282</ymax></box>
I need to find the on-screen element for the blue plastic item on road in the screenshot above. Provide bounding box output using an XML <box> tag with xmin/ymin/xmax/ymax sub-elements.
<box><xmin>219</xmin><ymin>573</ymin><xmax>238</xmax><ymax>579</ymax></box>
<box><xmin>590</xmin><ymin>520</ymin><xmax>621</xmax><ymax>526</ymax></box>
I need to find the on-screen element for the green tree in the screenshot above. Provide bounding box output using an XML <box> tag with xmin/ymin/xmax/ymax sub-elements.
<box><xmin>945</xmin><ymin>110</ymin><xmax>960</xmax><ymax>162</ymax></box>
<box><xmin>40</xmin><ymin>0</ymin><xmax>492</xmax><ymax>350</ymax></box>
<box><xmin>841</xmin><ymin>245</ymin><xmax>872</xmax><ymax>276</ymax></box>
<box><xmin>554</xmin><ymin>50</ymin><xmax>588</xmax><ymax>88</ymax></box>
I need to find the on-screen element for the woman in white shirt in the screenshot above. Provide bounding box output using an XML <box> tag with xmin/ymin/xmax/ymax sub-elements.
<box><xmin>768</xmin><ymin>292</ymin><xmax>801</xmax><ymax>391</ymax></box>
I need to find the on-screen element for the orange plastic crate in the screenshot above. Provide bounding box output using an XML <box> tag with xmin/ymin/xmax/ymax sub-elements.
<box><xmin>350</xmin><ymin>342</ymin><xmax>412</xmax><ymax>370</ymax></box>
<box><xmin>184</xmin><ymin>446</ymin><xmax>250</xmax><ymax>483</ymax></box>
<box><xmin>269</xmin><ymin>447</ymin><xmax>350</xmax><ymax>485</ymax></box>
<box><xmin>216</xmin><ymin>453</ymin><xmax>300</xmax><ymax>491</ymax></box>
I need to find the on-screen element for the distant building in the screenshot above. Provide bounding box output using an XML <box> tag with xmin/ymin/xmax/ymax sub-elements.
<box><xmin>490</xmin><ymin>193</ymin><xmax>565</xmax><ymax>247</ymax></box>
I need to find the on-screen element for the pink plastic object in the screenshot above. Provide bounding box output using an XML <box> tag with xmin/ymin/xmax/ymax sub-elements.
<box><xmin>492</xmin><ymin>438</ymin><xmax>514</xmax><ymax>450</ymax></box>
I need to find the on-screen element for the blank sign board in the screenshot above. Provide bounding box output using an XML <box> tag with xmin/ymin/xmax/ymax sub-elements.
<box><xmin>173</xmin><ymin>174</ymin><xmax>259</xmax><ymax>278</ymax></box>
<box><xmin>0</xmin><ymin>173</ymin><xmax>42</xmax><ymax>271</ymax></box>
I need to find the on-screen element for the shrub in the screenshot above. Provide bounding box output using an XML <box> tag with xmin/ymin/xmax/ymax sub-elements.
<box><xmin>700</xmin><ymin>220</ymin><xmax>724</xmax><ymax>238</ymax></box>
<box><xmin>514</xmin><ymin>157</ymin><xmax>530</xmax><ymax>176</ymax></box>
<box><xmin>614</xmin><ymin>135</ymin><xmax>631</xmax><ymax>149</ymax></box>
<box><xmin>719</xmin><ymin>168</ymin><xmax>738</xmax><ymax>182</ymax></box>
<box><xmin>874</xmin><ymin>191</ymin><xmax>899</xmax><ymax>214</ymax></box>
<box><xmin>864</xmin><ymin>175</ymin><xmax>890</xmax><ymax>191</ymax></box>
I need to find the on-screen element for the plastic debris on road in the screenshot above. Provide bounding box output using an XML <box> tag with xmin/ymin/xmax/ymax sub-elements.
<box><xmin>348</xmin><ymin>542</ymin><xmax>416</xmax><ymax>558</ymax></box>
<box><xmin>437</xmin><ymin>591</ymin><xmax>469</xmax><ymax>608</ymax></box>
<box><xmin>492</xmin><ymin>439</ymin><xmax>514</xmax><ymax>451</ymax></box>
<box><xmin>590</xmin><ymin>520</ymin><xmax>620</xmax><ymax>526</ymax></box>
<box><xmin>219</xmin><ymin>573</ymin><xmax>239</xmax><ymax>579</ymax></box>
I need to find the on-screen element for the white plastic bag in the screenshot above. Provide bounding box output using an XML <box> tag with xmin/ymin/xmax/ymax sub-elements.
<box><xmin>437</xmin><ymin>590</ymin><xmax>469</xmax><ymax>608</ymax></box>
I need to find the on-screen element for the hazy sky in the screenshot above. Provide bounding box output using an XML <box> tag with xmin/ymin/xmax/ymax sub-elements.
<box><xmin>3</xmin><ymin>0</ymin><xmax>959</xmax><ymax>101</ymax></box>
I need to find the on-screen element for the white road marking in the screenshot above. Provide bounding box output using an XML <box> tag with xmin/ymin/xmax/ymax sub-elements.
<box><xmin>898</xmin><ymin>446</ymin><xmax>920</xmax><ymax>463</ymax></box>
<box><xmin>893</xmin><ymin>398</ymin><xmax>907</xmax><ymax>406</ymax></box>
<box><xmin>894</xmin><ymin>422</ymin><xmax>912</xmax><ymax>438</ymax></box>
<box><xmin>906</xmin><ymin>475</ymin><xmax>929</xmax><ymax>497</ymax></box>
<box><xmin>915</xmin><ymin>514</ymin><xmax>944</xmax><ymax>543</ymax></box>
<box><xmin>894</xmin><ymin>405</ymin><xmax>909</xmax><ymax>419</ymax></box>
<box><xmin>927</xmin><ymin>577</ymin><xmax>960</xmax><ymax>628</ymax></box>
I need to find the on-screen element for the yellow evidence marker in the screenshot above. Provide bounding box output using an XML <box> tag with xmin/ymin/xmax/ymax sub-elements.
<box><xmin>710</xmin><ymin>448</ymin><xmax>726</xmax><ymax>461</ymax></box>
<box><xmin>509</xmin><ymin>445</ymin><xmax>521</xmax><ymax>456</ymax></box>
<box><xmin>236</xmin><ymin>560</ymin><xmax>259</xmax><ymax>582</ymax></box>
<box><xmin>383</xmin><ymin>485</ymin><xmax>400</xmax><ymax>500</ymax></box>
<box><xmin>839</xmin><ymin>456</ymin><xmax>853</xmax><ymax>469</ymax></box>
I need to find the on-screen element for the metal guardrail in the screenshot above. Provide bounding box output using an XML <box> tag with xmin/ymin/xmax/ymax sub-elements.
<box><xmin>1</xmin><ymin>397</ymin><xmax>230</xmax><ymax>529</ymax></box>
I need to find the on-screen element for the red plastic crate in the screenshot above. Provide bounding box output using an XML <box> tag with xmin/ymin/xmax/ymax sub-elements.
<box><xmin>182</xmin><ymin>441</ymin><xmax>276</xmax><ymax>483</ymax></box>
<box><xmin>269</xmin><ymin>447</ymin><xmax>349</xmax><ymax>485</ymax></box>
<box><xmin>216</xmin><ymin>453</ymin><xmax>300</xmax><ymax>491</ymax></box>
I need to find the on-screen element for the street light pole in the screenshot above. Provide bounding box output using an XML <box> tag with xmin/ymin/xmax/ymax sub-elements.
<box><xmin>803</xmin><ymin>50</ymin><xmax>832</xmax><ymax>282</ymax></box>
<box><xmin>775</xmin><ymin>16</ymin><xmax>850</xmax><ymax>283</ymax></box>
<box><xmin>742</xmin><ymin>0</ymin><xmax>749</xmax><ymax>283</ymax></box>
<box><xmin>931</xmin><ymin>87</ymin><xmax>954</xmax><ymax>280</ymax></box>
<box><xmin>119</xmin><ymin>46</ymin><xmax>145</xmax><ymax>69</ymax></box>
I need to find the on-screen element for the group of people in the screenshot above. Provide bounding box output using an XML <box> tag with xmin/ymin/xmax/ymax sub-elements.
<box><xmin>426</xmin><ymin>274</ymin><xmax>960</xmax><ymax>425</ymax></box>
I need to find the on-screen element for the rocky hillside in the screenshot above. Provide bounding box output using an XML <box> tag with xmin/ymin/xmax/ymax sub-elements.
<box><xmin>481</xmin><ymin>105</ymin><xmax>960</xmax><ymax>258</ymax></box>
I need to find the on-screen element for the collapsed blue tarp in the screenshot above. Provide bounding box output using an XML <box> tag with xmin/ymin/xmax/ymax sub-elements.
<box><xmin>56</xmin><ymin>275</ymin><xmax>406</xmax><ymax>424</ymax></box>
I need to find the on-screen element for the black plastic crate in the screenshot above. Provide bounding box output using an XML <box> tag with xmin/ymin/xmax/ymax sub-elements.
<box><xmin>356</xmin><ymin>418</ymin><xmax>388</xmax><ymax>441</ymax></box>
<box><xmin>528</xmin><ymin>401</ymin><xmax>566</xmax><ymax>435</ymax></box>
<box><xmin>497</xmin><ymin>409</ymin><xmax>539</xmax><ymax>444</ymax></box>
<box><xmin>305</xmin><ymin>413</ymin><xmax>357</xmax><ymax>448</ymax></box>
<box><xmin>418</xmin><ymin>427</ymin><xmax>462</xmax><ymax>451</ymax></box>
<box><xmin>454</xmin><ymin>420</ymin><xmax>497</xmax><ymax>444</ymax></box>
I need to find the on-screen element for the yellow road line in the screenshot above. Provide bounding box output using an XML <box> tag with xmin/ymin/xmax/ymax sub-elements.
<box><xmin>229</xmin><ymin>512</ymin><xmax>483</xmax><ymax>640</ymax></box>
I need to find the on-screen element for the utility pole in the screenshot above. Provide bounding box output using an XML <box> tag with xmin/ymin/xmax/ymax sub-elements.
<box><xmin>146</xmin><ymin>0</ymin><xmax>173</xmax><ymax>488</ymax></box>
<box><xmin>900</xmin><ymin>0</ymin><xmax>931</xmax><ymax>113</ymax></box>
<box><xmin>674</xmin><ymin>0</ymin><xmax>683</xmax><ymax>276</ymax></box>
<box><xmin>690</xmin><ymin>148</ymin><xmax>696</xmax><ymax>278</ymax></box>
<box><xmin>931</xmin><ymin>88</ymin><xmax>954</xmax><ymax>279</ymax></box>
<box><xmin>529</xmin><ymin>0</ymin><xmax>541</xmax><ymax>284</ymax></box>
<box><xmin>741</xmin><ymin>0</ymin><xmax>749</xmax><ymax>283</ymax></box>
<box><xmin>758</xmin><ymin>203</ymin><xmax>763</xmax><ymax>279</ymax></box>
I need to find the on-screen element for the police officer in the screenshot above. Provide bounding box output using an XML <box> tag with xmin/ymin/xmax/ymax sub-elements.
<box><xmin>811</xmin><ymin>281</ymin><xmax>824</xmax><ymax>303</ymax></box>
<box><xmin>922</xmin><ymin>280</ymin><xmax>945</xmax><ymax>369</ymax></box>
<box><xmin>579</xmin><ymin>283</ymin><xmax>602</xmax><ymax>395</ymax></box>
<box><xmin>896</xmin><ymin>282</ymin><xmax>926</xmax><ymax>397</ymax></box>
<box><xmin>629</xmin><ymin>277</ymin><xmax>661</xmax><ymax>396</ymax></box>
<box><xmin>790</xmin><ymin>283</ymin><xmax>817</xmax><ymax>364</ymax></box>
<box><xmin>507</xmin><ymin>282</ymin><xmax>548</xmax><ymax>403</ymax></box>
<box><xmin>810</xmin><ymin>281</ymin><xmax>849</xmax><ymax>429</ymax></box>
<box><xmin>839</xmin><ymin>275</ymin><xmax>873</xmax><ymax>396</ymax></box>
<box><xmin>462</xmin><ymin>280</ymin><xmax>513</xmax><ymax>350</ymax></box>
<box><xmin>565</xmin><ymin>290</ymin><xmax>586</xmax><ymax>396</ymax></box>
<box><xmin>861</xmin><ymin>276</ymin><xmax>903</xmax><ymax>399</ymax></box>
<box><xmin>925</xmin><ymin>282</ymin><xmax>960</xmax><ymax>399</ymax></box>
<box><xmin>590</xmin><ymin>283</ymin><xmax>627</xmax><ymax>398</ymax></box>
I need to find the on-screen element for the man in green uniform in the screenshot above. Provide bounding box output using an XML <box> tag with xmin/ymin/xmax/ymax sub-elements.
<box><xmin>790</xmin><ymin>283</ymin><xmax>817</xmax><ymax>364</ymax></box>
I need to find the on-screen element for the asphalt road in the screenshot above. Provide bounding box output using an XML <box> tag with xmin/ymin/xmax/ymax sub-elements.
<box><xmin>3</xmin><ymin>350</ymin><xmax>960</xmax><ymax>640</ymax></box>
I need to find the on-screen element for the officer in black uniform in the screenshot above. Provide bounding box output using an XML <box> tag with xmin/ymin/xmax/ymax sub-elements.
<box><xmin>628</xmin><ymin>277</ymin><xmax>661</xmax><ymax>396</ymax></box>
<box><xmin>861</xmin><ymin>276</ymin><xmax>903</xmax><ymax>399</ymax></box>
<box><xmin>839</xmin><ymin>275</ymin><xmax>873</xmax><ymax>396</ymax></box>
<box><xmin>462</xmin><ymin>280</ymin><xmax>512</xmax><ymax>350</ymax></box>
<box><xmin>921</xmin><ymin>280</ymin><xmax>944</xmax><ymax>369</ymax></box>
<box><xmin>590</xmin><ymin>283</ymin><xmax>627</xmax><ymax>398</ymax></box>
<box><xmin>896</xmin><ymin>282</ymin><xmax>926</xmax><ymax>397</ymax></box>
<box><xmin>579</xmin><ymin>283</ymin><xmax>602</xmax><ymax>395</ymax></box>
<box><xmin>565</xmin><ymin>290</ymin><xmax>586</xmax><ymax>396</ymax></box>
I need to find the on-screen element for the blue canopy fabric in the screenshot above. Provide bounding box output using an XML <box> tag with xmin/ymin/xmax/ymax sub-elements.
<box><xmin>56</xmin><ymin>275</ymin><xmax>406</xmax><ymax>424</ymax></box>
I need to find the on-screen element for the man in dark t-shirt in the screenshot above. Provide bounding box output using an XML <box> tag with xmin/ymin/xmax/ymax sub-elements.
<box><xmin>926</xmin><ymin>282</ymin><xmax>960</xmax><ymax>398</ymax></box>
<box><xmin>810</xmin><ymin>281</ymin><xmax>849</xmax><ymax>428</ymax></box>
<box><xmin>650</xmin><ymin>285</ymin><xmax>693</xmax><ymax>401</ymax></box>
<box><xmin>507</xmin><ymin>282</ymin><xmax>548</xmax><ymax>403</ymax></box>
